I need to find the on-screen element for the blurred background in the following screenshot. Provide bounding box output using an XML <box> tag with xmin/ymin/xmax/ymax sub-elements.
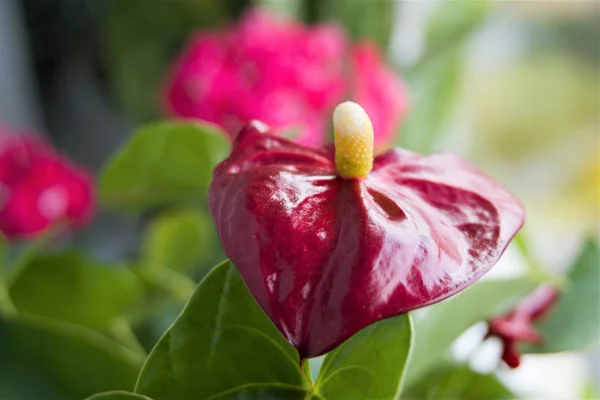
<box><xmin>0</xmin><ymin>0</ymin><xmax>598</xmax><ymax>398</ymax></box>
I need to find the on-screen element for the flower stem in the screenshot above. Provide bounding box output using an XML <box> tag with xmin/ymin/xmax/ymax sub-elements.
<box><xmin>6</xmin><ymin>226</ymin><xmax>58</xmax><ymax>287</ymax></box>
<box><xmin>300</xmin><ymin>359</ymin><xmax>313</xmax><ymax>384</ymax></box>
<box><xmin>109</xmin><ymin>317</ymin><xmax>146</xmax><ymax>355</ymax></box>
<box><xmin>0</xmin><ymin>284</ymin><xmax>16</xmax><ymax>316</ymax></box>
<box><xmin>135</xmin><ymin>267</ymin><xmax>196</xmax><ymax>303</ymax></box>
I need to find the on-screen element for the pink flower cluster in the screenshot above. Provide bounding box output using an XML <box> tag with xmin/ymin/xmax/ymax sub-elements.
<box><xmin>0</xmin><ymin>129</ymin><xmax>94</xmax><ymax>239</ymax></box>
<box><xmin>164</xmin><ymin>9</ymin><xmax>408</xmax><ymax>149</ymax></box>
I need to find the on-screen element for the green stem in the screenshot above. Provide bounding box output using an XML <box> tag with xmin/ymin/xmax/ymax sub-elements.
<box><xmin>109</xmin><ymin>317</ymin><xmax>146</xmax><ymax>355</ymax></box>
<box><xmin>6</xmin><ymin>226</ymin><xmax>57</xmax><ymax>287</ymax></box>
<box><xmin>301</xmin><ymin>359</ymin><xmax>313</xmax><ymax>385</ymax></box>
<box><xmin>136</xmin><ymin>267</ymin><xmax>196</xmax><ymax>303</ymax></box>
<box><xmin>0</xmin><ymin>284</ymin><xmax>16</xmax><ymax>316</ymax></box>
<box><xmin>303</xmin><ymin>0</ymin><xmax>321</xmax><ymax>24</ymax></box>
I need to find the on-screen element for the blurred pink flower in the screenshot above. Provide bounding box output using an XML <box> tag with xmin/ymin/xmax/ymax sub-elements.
<box><xmin>164</xmin><ymin>9</ymin><xmax>408</xmax><ymax>148</ymax></box>
<box><xmin>0</xmin><ymin>129</ymin><xmax>94</xmax><ymax>240</ymax></box>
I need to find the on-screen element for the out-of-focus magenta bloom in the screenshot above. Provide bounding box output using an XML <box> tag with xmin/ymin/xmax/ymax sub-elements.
<box><xmin>164</xmin><ymin>9</ymin><xmax>408</xmax><ymax>149</ymax></box>
<box><xmin>209</xmin><ymin>104</ymin><xmax>524</xmax><ymax>358</ymax></box>
<box><xmin>0</xmin><ymin>130</ymin><xmax>94</xmax><ymax>239</ymax></box>
<box><xmin>487</xmin><ymin>284</ymin><xmax>560</xmax><ymax>368</ymax></box>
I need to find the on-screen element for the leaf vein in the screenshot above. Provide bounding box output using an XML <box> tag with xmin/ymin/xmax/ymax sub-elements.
<box><xmin>206</xmin><ymin>264</ymin><xmax>235</xmax><ymax>367</ymax></box>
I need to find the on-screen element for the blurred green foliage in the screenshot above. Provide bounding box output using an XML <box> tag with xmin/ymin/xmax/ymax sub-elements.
<box><xmin>141</xmin><ymin>209</ymin><xmax>215</xmax><ymax>273</ymax></box>
<box><xmin>0</xmin><ymin>314</ymin><xmax>143</xmax><ymax>399</ymax></box>
<box><xmin>10</xmin><ymin>253</ymin><xmax>142</xmax><ymax>331</ymax></box>
<box><xmin>399</xmin><ymin>0</ymin><xmax>490</xmax><ymax>153</ymax></box>
<box><xmin>471</xmin><ymin>56</ymin><xmax>599</xmax><ymax>159</ymax></box>
<box><xmin>405</xmin><ymin>277</ymin><xmax>538</xmax><ymax>387</ymax></box>
<box><xmin>530</xmin><ymin>239</ymin><xmax>600</xmax><ymax>353</ymax></box>
<box><xmin>315</xmin><ymin>0</ymin><xmax>396</xmax><ymax>50</ymax></box>
<box><xmin>104</xmin><ymin>0</ymin><xmax>230</xmax><ymax>120</ymax></box>
<box><xmin>404</xmin><ymin>366</ymin><xmax>515</xmax><ymax>399</ymax></box>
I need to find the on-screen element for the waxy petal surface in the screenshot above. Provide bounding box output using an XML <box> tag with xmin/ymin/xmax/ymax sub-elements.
<box><xmin>209</xmin><ymin>122</ymin><xmax>524</xmax><ymax>358</ymax></box>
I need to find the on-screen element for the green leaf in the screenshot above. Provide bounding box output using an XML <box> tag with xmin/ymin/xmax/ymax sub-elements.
<box><xmin>405</xmin><ymin>277</ymin><xmax>538</xmax><ymax>386</ymax></box>
<box><xmin>423</xmin><ymin>0</ymin><xmax>490</xmax><ymax>60</ymax></box>
<box><xmin>530</xmin><ymin>239</ymin><xmax>600</xmax><ymax>353</ymax></box>
<box><xmin>135</xmin><ymin>260</ymin><xmax>309</xmax><ymax>400</ymax></box>
<box><xmin>0</xmin><ymin>314</ymin><xmax>144</xmax><ymax>399</ymax></box>
<box><xmin>403</xmin><ymin>365</ymin><xmax>515</xmax><ymax>399</ymax></box>
<box><xmin>315</xmin><ymin>314</ymin><xmax>413</xmax><ymax>400</ymax></box>
<box><xmin>100</xmin><ymin>121</ymin><xmax>230</xmax><ymax>211</ymax></box>
<box><xmin>142</xmin><ymin>209</ymin><xmax>215</xmax><ymax>272</ymax></box>
<box><xmin>86</xmin><ymin>391</ymin><xmax>153</xmax><ymax>400</ymax></box>
<box><xmin>201</xmin><ymin>385</ymin><xmax>314</xmax><ymax>400</ymax></box>
<box><xmin>398</xmin><ymin>48</ymin><xmax>463</xmax><ymax>154</ymax></box>
<box><xmin>315</xmin><ymin>0</ymin><xmax>395</xmax><ymax>50</ymax></box>
<box><xmin>9</xmin><ymin>252</ymin><xmax>142</xmax><ymax>331</ymax></box>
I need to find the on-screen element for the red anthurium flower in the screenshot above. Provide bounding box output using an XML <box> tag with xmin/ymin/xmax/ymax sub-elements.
<box><xmin>209</xmin><ymin>102</ymin><xmax>524</xmax><ymax>358</ymax></box>
<box><xmin>487</xmin><ymin>284</ymin><xmax>560</xmax><ymax>368</ymax></box>
<box><xmin>0</xmin><ymin>131</ymin><xmax>94</xmax><ymax>239</ymax></box>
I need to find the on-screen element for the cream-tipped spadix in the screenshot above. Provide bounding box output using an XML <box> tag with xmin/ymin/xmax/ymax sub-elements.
<box><xmin>332</xmin><ymin>101</ymin><xmax>374</xmax><ymax>178</ymax></box>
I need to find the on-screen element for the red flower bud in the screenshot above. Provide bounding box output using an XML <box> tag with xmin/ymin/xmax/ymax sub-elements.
<box><xmin>0</xmin><ymin>132</ymin><xmax>94</xmax><ymax>239</ymax></box>
<box><xmin>209</xmin><ymin>104</ymin><xmax>524</xmax><ymax>358</ymax></box>
<box><xmin>487</xmin><ymin>284</ymin><xmax>560</xmax><ymax>368</ymax></box>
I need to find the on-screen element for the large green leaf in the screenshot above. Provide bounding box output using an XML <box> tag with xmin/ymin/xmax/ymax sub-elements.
<box><xmin>100</xmin><ymin>122</ymin><xmax>230</xmax><ymax>211</ymax></box>
<box><xmin>135</xmin><ymin>260</ymin><xmax>309</xmax><ymax>400</ymax></box>
<box><xmin>529</xmin><ymin>239</ymin><xmax>600</xmax><ymax>353</ymax></box>
<box><xmin>142</xmin><ymin>209</ymin><xmax>215</xmax><ymax>272</ymax></box>
<box><xmin>405</xmin><ymin>277</ymin><xmax>538</xmax><ymax>386</ymax></box>
<box><xmin>86</xmin><ymin>391</ymin><xmax>153</xmax><ymax>400</ymax></box>
<box><xmin>314</xmin><ymin>314</ymin><xmax>413</xmax><ymax>400</ymax></box>
<box><xmin>315</xmin><ymin>0</ymin><xmax>395</xmax><ymax>50</ymax></box>
<box><xmin>0</xmin><ymin>314</ymin><xmax>144</xmax><ymax>399</ymax></box>
<box><xmin>403</xmin><ymin>365</ymin><xmax>514</xmax><ymax>399</ymax></box>
<box><xmin>9</xmin><ymin>252</ymin><xmax>142</xmax><ymax>331</ymax></box>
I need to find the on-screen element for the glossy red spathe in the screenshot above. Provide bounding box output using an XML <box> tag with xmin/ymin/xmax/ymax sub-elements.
<box><xmin>209</xmin><ymin>122</ymin><xmax>525</xmax><ymax>358</ymax></box>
